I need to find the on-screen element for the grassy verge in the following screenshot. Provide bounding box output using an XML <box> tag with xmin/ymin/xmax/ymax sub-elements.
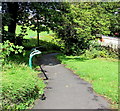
<box><xmin>2</xmin><ymin>51</ymin><xmax>46</xmax><ymax>109</ymax></box>
<box><xmin>57</xmin><ymin>54</ymin><xmax>119</xmax><ymax>108</ymax></box>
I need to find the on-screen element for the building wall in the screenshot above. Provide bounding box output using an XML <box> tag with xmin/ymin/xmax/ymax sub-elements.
<box><xmin>98</xmin><ymin>35</ymin><xmax>120</xmax><ymax>51</ymax></box>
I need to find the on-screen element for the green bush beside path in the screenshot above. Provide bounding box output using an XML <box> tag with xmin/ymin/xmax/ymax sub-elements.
<box><xmin>2</xmin><ymin>62</ymin><xmax>45</xmax><ymax>109</ymax></box>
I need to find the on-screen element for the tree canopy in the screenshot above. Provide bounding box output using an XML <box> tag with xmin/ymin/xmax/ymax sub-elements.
<box><xmin>2</xmin><ymin>2</ymin><xmax>120</xmax><ymax>55</ymax></box>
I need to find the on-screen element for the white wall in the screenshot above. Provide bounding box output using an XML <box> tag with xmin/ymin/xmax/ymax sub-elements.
<box><xmin>98</xmin><ymin>35</ymin><xmax>120</xmax><ymax>50</ymax></box>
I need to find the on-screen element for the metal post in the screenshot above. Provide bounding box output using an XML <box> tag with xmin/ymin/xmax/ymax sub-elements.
<box><xmin>29</xmin><ymin>49</ymin><xmax>48</xmax><ymax>80</ymax></box>
<box><xmin>39</xmin><ymin>65</ymin><xmax>48</xmax><ymax>80</ymax></box>
<box><xmin>29</xmin><ymin>56</ymin><xmax>32</xmax><ymax>69</ymax></box>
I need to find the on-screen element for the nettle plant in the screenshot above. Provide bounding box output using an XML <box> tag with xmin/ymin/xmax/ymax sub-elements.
<box><xmin>1</xmin><ymin>40</ymin><xmax>24</xmax><ymax>62</ymax></box>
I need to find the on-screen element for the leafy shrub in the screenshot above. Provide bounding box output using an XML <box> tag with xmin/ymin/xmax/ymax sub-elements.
<box><xmin>1</xmin><ymin>40</ymin><xmax>24</xmax><ymax>62</ymax></box>
<box><xmin>2</xmin><ymin>62</ymin><xmax>45</xmax><ymax>109</ymax></box>
<box><xmin>83</xmin><ymin>40</ymin><xmax>118</xmax><ymax>59</ymax></box>
<box><xmin>84</xmin><ymin>49</ymin><xmax>99</xmax><ymax>59</ymax></box>
<box><xmin>1</xmin><ymin>47</ymin><xmax>45</xmax><ymax>109</ymax></box>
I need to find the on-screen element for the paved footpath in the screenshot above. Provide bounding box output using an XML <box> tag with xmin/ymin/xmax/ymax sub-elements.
<box><xmin>33</xmin><ymin>53</ymin><xmax>110</xmax><ymax>109</ymax></box>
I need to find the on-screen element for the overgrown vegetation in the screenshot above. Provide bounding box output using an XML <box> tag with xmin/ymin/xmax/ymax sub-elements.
<box><xmin>1</xmin><ymin>41</ymin><xmax>45</xmax><ymax>109</ymax></box>
<box><xmin>57</xmin><ymin>54</ymin><xmax>119</xmax><ymax>108</ymax></box>
<box><xmin>1</xmin><ymin>40</ymin><xmax>24</xmax><ymax>62</ymax></box>
<box><xmin>2</xmin><ymin>2</ymin><xmax>120</xmax><ymax>55</ymax></box>
<box><xmin>82</xmin><ymin>40</ymin><xmax>118</xmax><ymax>59</ymax></box>
<box><xmin>2</xmin><ymin>62</ymin><xmax>45</xmax><ymax>109</ymax></box>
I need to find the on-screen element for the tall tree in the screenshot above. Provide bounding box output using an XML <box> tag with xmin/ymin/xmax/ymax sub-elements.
<box><xmin>2</xmin><ymin>2</ymin><xmax>28</xmax><ymax>44</ymax></box>
<box><xmin>7</xmin><ymin>2</ymin><xmax>19</xmax><ymax>43</ymax></box>
<box><xmin>55</xmin><ymin>2</ymin><xmax>120</xmax><ymax>55</ymax></box>
<box><xmin>2</xmin><ymin>2</ymin><xmax>119</xmax><ymax>55</ymax></box>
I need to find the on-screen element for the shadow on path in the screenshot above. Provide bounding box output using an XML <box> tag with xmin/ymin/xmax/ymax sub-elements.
<box><xmin>37</xmin><ymin>53</ymin><xmax>60</xmax><ymax>66</ymax></box>
<box><xmin>33</xmin><ymin>53</ymin><xmax>110</xmax><ymax>109</ymax></box>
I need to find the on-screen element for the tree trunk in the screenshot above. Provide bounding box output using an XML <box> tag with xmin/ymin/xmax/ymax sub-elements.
<box><xmin>37</xmin><ymin>15</ymin><xmax>40</xmax><ymax>47</ymax></box>
<box><xmin>7</xmin><ymin>2</ymin><xmax>19</xmax><ymax>44</ymax></box>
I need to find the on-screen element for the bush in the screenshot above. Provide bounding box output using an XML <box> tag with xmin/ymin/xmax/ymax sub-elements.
<box><xmin>2</xmin><ymin>62</ymin><xmax>45</xmax><ymax>109</ymax></box>
<box><xmin>1</xmin><ymin>48</ymin><xmax>45</xmax><ymax>109</ymax></box>
<box><xmin>83</xmin><ymin>40</ymin><xmax>118</xmax><ymax>59</ymax></box>
<box><xmin>1</xmin><ymin>40</ymin><xmax>24</xmax><ymax>63</ymax></box>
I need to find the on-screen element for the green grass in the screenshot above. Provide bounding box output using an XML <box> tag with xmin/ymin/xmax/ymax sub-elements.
<box><xmin>23</xmin><ymin>38</ymin><xmax>61</xmax><ymax>52</ymax></box>
<box><xmin>4</xmin><ymin>25</ymin><xmax>61</xmax><ymax>51</ymax></box>
<box><xmin>2</xmin><ymin>51</ymin><xmax>46</xmax><ymax>109</ymax></box>
<box><xmin>39</xmin><ymin>34</ymin><xmax>54</xmax><ymax>42</ymax></box>
<box><xmin>5</xmin><ymin>25</ymin><xmax>55</xmax><ymax>40</ymax></box>
<box><xmin>57</xmin><ymin>54</ymin><xmax>119</xmax><ymax>108</ymax></box>
<box><xmin>16</xmin><ymin>25</ymin><xmax>55</xmax><ymax>40</ymax></box>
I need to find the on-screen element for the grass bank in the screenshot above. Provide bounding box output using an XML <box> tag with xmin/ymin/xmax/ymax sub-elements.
<box><xmin>2</xmin><ymin>51</ymin><xmax>46</xmax><ymax>109</ymax></box>
<box><xmin>57</xmin><ymin>54</ymin><xmax>118</xmax><ymax>108</ymax></box>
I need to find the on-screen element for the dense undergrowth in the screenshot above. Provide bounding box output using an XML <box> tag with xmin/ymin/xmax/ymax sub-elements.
<box><xmin>57</xmin><ymin>54</ymin><xmax>119</xmax><ymax>108</ymax></box>
<box><xmin>1</xmin><ymin>41</ymin><xmax>46</xmax><ymax>109</ymax></box>
<box><xmin>2</xmin><ymin>61</ymin><xmax>45</xmax><ymax>109</ymax></box>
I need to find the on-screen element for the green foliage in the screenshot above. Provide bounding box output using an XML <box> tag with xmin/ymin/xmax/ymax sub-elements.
<box><xmin>103</xmin><ymin>2</ymin><xmax>120</xmax><ymax>37</ymax></box>
<box><xmin>2</xmin><ymin>62</ymin><xmax>45</xmax><ymax>109</ymax></box>
<box><xmin>2</xmin><ymin>50</ymin><xmax>45</xmax><ymax>109</ymax></box>
<box><xmin>23</xmin><ymin>37</ymin><xmax>61</xmax><ymax>51</ymax></box>
<box><xmin>82</xmin><ymin>40</ymin><xmax>118</xmax><ymax>59</ymax></box>
<box><xmin>1</xmin><ymin>40</ymin><xmax>24</xmax><ymax>62</ymax></box>
<box><xmin>2</xmin><ymin>2</ymin><xmax>120</xmax><ymax>55</ymax></box>
<box><xmin>57</xmin><ymin>54</ymin><xmax>119</xmax><ymax>108</ymax></box>
<box><xmin>53</xmin><ymin>2</ymin><xmax>119</xmax><ymax>55</ymax></box>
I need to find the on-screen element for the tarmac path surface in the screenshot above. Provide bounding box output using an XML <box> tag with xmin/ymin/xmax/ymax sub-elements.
<box><xmin>33</xmin><ymin>53</ymin><xmax>110</xmax><ymax>109</ymax></box>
